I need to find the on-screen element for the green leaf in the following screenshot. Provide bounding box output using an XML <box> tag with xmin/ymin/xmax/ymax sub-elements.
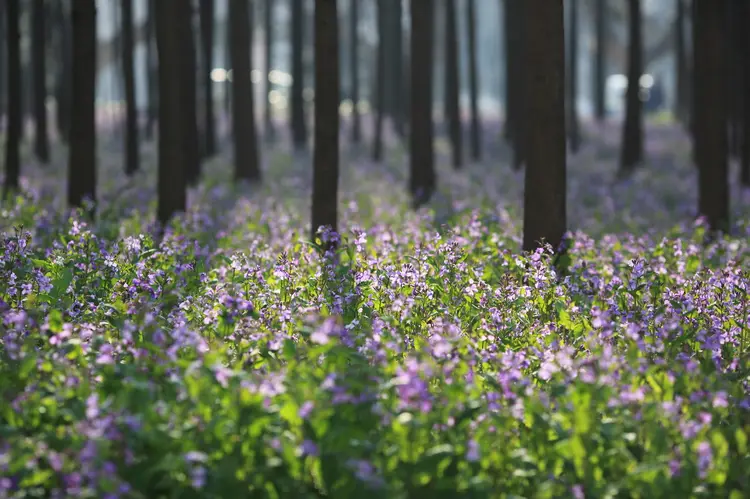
<box><xmin>48</xmin><ymin>309</ymin><xmax>64</xmax><ymax>334</ymax></box>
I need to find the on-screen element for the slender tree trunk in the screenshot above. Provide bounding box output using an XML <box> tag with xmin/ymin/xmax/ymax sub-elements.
<box><xmin>181</xmin><ymin>2</ymin><xmax>201</xmax><ymax>185</ymax></box>
<box><xmin>619</xmin><ymin>0</ymin><xmax>643</xmax><ymax>174</ymax></box>
<box><xmin>68</xmin><ymin>0</ymin><xmax>97</xmax><ymax>214</ymax></box>
<box><xmin>674</xmin><ymin>0</ymin><xmax>687</xmax><ymax>123</ymax></box>
<box><xmin>200</xmin><ymin>0</ymin><xmax>217</xmax><ymax>156</ymax></box>
<box><xmin>466</xmin><ymin>0</ymin><xmax>481</xmax><ymax>161</ymax></box>
<box><xmin>409</xmin><ymin>0</ymin><xmax>436</xmax><ymax>207</ymax></box>
<box><xmin>121</xmin><ymin>0</ymin><xmax>138</xmax><ymax>175</ymax></box>
<box><xmin>32</xmin><ymin>0</ymin><xmax>49</xmax><ymax>164</ymax></box>
<box><xmin>52</xmin><ymin>0</ymin><xmax>72</xmax><ymax>144</ymax></box>
<box><xmin>230</xmin><ymin>0</ymin><xmax>261</xmax><ymax>182</ymax></box>
<box><xmin>372</xmin><ymin>0</ymin><xmax>385</xmax><ymax>162</ymax></box>
<box><xmin>0</xmin><ymin>0</ymin><xmax>6</xmax><ymax>120</ymax></box>
<box><xmin>155</xmin><ymin>0</ymin><xmax>187</xmax><ymax>226</ymax></box>
<box><xmin>290</xmin><ymin>0</ymin><xmax>307</xmax><ymax>150</ymax></box>
<box><xmin>445</xmin><ymin>0</ymin><xmax>462</xmax><ymax>169</ymax></box>
<box><xmin>741</xmin><ymin>0</ymin><xmax>750</xmax><ymax>187</ymax></box>
<box><xmin>505</xmin><ymin>0</ymin><xmax>525</xmax><ymax>170</ymax></box>
<box><xmin>694</xmin><ymin>0</ymin><xmax>728</xmax><ymax>233</ymax></box>
<box><xmin>263</xmin><ymin>0</ymin><xmax>275</xmax><ymax>140</ymax></box>
<box><xmin>3</xmin><ymin>0</ymin><xmax>20</xmax><ymax>196</ymax></box>
<box><xmin>144</xmin><ymin>0</ymin><xmax>157</xmax><ymax>141</ymax></box>
<box><xmin>566</xmin><ymin>0</ymin><xmax>580</xmax><ymax>154</ymax></box>
<box><xmin>350</xmin><ymin>0</ymin><xmax>361</xmax><ymax>143</ymax></box>
<box><xmin>523</xmin><ymin>0</ymin><xmax>566</xmax><ymax>253</ymax></box>
<box><xmin>593</xmin><ymin>0</ymin><xmax>606</xmax><ymax>122</ymax></box>
<box><xmin>390</xmin><ymin>0</ymin><xmax>404</xmax><ymax>138</ymax></box>
<box><xmin>311</xmin><ymin>0</ymin><xmax>339</xmax><ymax>245</ymax></box>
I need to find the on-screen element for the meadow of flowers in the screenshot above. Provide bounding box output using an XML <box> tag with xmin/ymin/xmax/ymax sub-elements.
<box><xmin>1</xmin><ymin>124</ymin><xmax>749</xmax><ymax>498</ymax></box>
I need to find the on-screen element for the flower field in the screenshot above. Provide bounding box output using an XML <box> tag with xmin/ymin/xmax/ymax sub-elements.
<box><xmin>1</xmin><ymin>125</ymin><xmax>749</xmax><ymax>498</ymax></box>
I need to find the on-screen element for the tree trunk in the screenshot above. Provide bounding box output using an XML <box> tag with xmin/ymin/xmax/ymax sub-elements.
<box><xmin>694</xmin><ymin>0</ymin><xmax>729</xmax><ymax>233</ymax></box>
<box><xmin>466</xmin><ymin>0</ymin><xmax>481</xmax><ymax>162</ymax></box>
<box><xmin>727</xmin><ymin>2</ymin><xmax>743</xmax><ymax>160</ymax></box>
<box><xmin>144</xmin><ymin>0</ymin><xmax>157</xmax><ymax>141</ymax></box>
<box><xmin>349</xmin><ymin>0</ymin><xmax>361</xmax><ymax>143</ymax></box>
<box><xmin>32</xmin><ymin>0</ymin><xmax>49</xmax><ymax>164</ymax></box>
<box><xmin>121</xmin><ymin>0</ymin><xmax>139</xmax><ymax>176</ymax></box>
<box><xmin>311</xmin><ymin>0</ymin><xmax>339</xmax><ymax>245</ymax></box>
<box><xmin>155</xmin><ymin>0</ymin><xmax>187</xmax><ymax>226</ymax></box>
<box><xmin>522</xmin><ymin>0</ymin><xmax>566</xmax><ymax>253</ymax></box>
<box><xmin>389</xmin><ymin>0</ymin><xmax>404</xmax><ymax>138</ymax></box>
<box><xmin>181</xmin><ymin>2</ymin><xmax>201</xmax><ymax>185</ymax></box>
<box><xmin>409</xmin><ymin>0</ymin><xmax>436</xmax><ymax>207</ymax></box>
<box><xmin>372</xmin><ymin>0</ymin><xmax>385</xmax><ymax>162</ymax></box>
<box><xmin>0</xmin><ymin>0</ymin><xmax>6</xmax><ymax>120</ymax></box>
<box><xmin>445</xmin><ymin>0</ymin><xmax>462</xmax><ymax>169</ymax></box>
<box><xmin>290</xmin><ymin>0</ymin><xmax>307</xmax><ymax>150</ymax></box>
<box><xmin>566</xmin><ymin>0</ymin><xmax>580</xmax><ymax>154</ymax></box>
<box><xmin>263</xmin><ymin>0</ymin><xmax>274</xmax><ymax>140</ymax></box>
<box><xmin>674</xmin><ymin>0</ymin><xmax>687</xmax><ymax>124</ymax></box>
<box><xmin>593</xmin><ymin>0</ymin><xmax>606</xmax><ymax>122</ymax></box>
<box><xmin>741</xmin><ymin>0</ymin><xmax>750</xmax><ymax>187</ymax></box>
<box><xmin>52</xmin><ymin>0</ymin><xmax>72</xmax><ymax>144</ymax></box>
<box><xmin>619</xmin><ymin>0</ymin><xmax>643</xmax><ymax>174</ymax></box>
<box><xmin>68</xmin><ymin>0</ymin><xmax>97</xmax><ymax>215</ymax></box>
<box><xmin>199</xmin><ymin>0</ymin><xmax>217</xmax><ymax>156</ymax></box>
<box><xmin>3</xmin><ymin>0</ymin><xmax>20</xmax><ymax>196</ymax></box>
<box><xmin>229</xmin><ymin>0</ymin><xmax>261</xmax><ymax>182</ymax></box>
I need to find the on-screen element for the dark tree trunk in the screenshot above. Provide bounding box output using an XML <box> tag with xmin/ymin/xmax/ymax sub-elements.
<box><xmin>741</xmin><ymin>0</ymin><xmax>750</xmax><ymax>187</ymax></box>
<box><xmin>505</xmin><ymin>0</ymin><xmax>525</xmax><ymax>170</ymax></box>
<box><xmin>290</xmin><ymin>0</ymin><xmax>307</xmax><ymax>150</ymax></box>
<box><xmin>566</xmin><ymin>0</ymin><xmax>580</xmax><ymax>154</ymax></box>
<box><xmin>674</xmin><ymin>0</ymin><xmax>687</xmax><ymax>124</ymax></box>
<box><xmin>32</xmin><ymin>0</ymin><xmax>49</xmax><ymax>164</ymax></box>
<box><xmin>51</xmin><ymin>0</ymin><xmax>72</xmax><ymax>144</ymax></box>
<box><xmin>409</xmin><ymin>0</ymin><xmax>436</xmax><ymax>207</ymax></box>
<box><xmin>349</xmin><ymin>0</ymin><xmax>361</xmax><ymax>143</ymax></box>
<box><xmin>389</xmin><ymin>0</ymin><xmax>404</xmax><ymax>138</ymax></box>
<box><xmin>523</xmin><ymin>0</ymin><xmax>566</xmax><ymax>254</ymax></box>
<box><xmin>311</xmin><ymin>0</ymin><xmax>339</xmax><ymax>244</ymax></box>
<box><xmin>445</xmin><ymin>0</ymin><xmax>462</xmax><ymax>169</ymax></box>
<box><xmin>593</xmin><ymin>0</ymin><xmax>606</xmax><ymax>121</ymax></box>
<box><xmin>181</xmin><ymin>2</ymin><xmax>201</xmax><ymax>185</ymax></box>
<box><xmin>121</xmin><ymin>0</ymin><xmax>139</xmax><ymax>176</ymax></box>
<box><xmin>200</xmin><ymin>0</ymin><xmax>217</xmax><ymax>156</ymax></box>
<box><xmin>68</xmin><ymin>0</ymin><xmax>97</xmax><ymax>215</ymax></box>
<box><xmin>694</xmin><ymin>0</ymin><xmax>729</xmax><ymax>233</ymax></box>
<box><xmin>155</xmin><ymin>0</ymin><xmax>187</xmax><ymax>226</ymax></box>
<box><xmin>263</xmin><ymin>0</ymin><xmax>274</xmax><ymax>140</ymax></box>
<box><xmin>3</xmin><ymin>0</ymin><xmax>20</xmax><ymax>196</ymax></box>
<box><xmin>144</xmin><ymin>0</ymin><xmax>157</xmax><ymax>141</ymax></box>
<box><xmin>619</xmin><ymin>0</ymin><xmax>643</xmax><ymax>174</ymax></box>
<box><xmin>466</xmin><ymin>0</ymin><xmax>481</xmax><ymax>161</ymax></box>
<box><xmin>229</xmin><ymin>0</ymin><xmax>260</xmax><ymax>182</ymax></box>
<box><xmin>727</xmin><ymin>2</ymin><xmax>743</xmax><ymax>160</ymax></box>
<box><xmin>0</xmin><ymin>0</ymin><xmax>6</xmax><ymax>120</ymax></box>
<box><xmin>372</xmin><ymin>0</ymin><xmax>385</xmax><ymax>162</ymax></box>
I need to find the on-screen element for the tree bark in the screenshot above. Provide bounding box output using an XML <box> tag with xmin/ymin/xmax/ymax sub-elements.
<box><xmin>229</xmin><ymin>0</ymin><xmax>261</xmax><ymax>182</ymax></box>
<box><xmin>409</xmin><ymin>0</ymin><xmax>436</xmax><ymax>207</ymax></box>
<box><xmin>466</xmin><ymin>0</ymin><xmax>481</xmax><ymax>161</ymax></box>
<box><xmin>290</xmin><ymin>0</ymin><xmax>307</xmax><ymax>150</ymax></box>
<box><xmin>155</xmin><ymin>0</ymin><xmax>187</xmax><ymax>226</ymax></box>
<box><xmin>144</xmin><ymin>0</ymin><xmax>157</xmax><ymax>141</ymax></box>
<box><xmin>263</xmin><ymin>0</ymin><xmax>274</xmax><ymax>140</ymax></box>
<box><xmin>372</xmin><ymin>0</ymin><xmax>385</xmax><ymax>162</ymax></box>
<box><xmin>593</xmin><ymin>0</ymin><xmax>606</xmax><ymax>121</ymax></box>
<box><xmin>445</xmin><ymin>0</ymin><xmax>462</xmax><ymax>169</ymax></box>
<box><xmin>0</xmin><ymin>0</ymin><xmax>6</xmax><ymax>120</ymax></box>
<box><xmin>619</xmin><ymin>0</ymin><xmax>643</xmax><ymax>174</ymax></box>
<box><xmin>694</xmin><ymin>0</ymin><xmax>729</xmax><ymax>233</ymax></box>
<box><xmin>180</xmin><ymin>2</ymin><xmax>201</xmax><ymax>185</ymax></box>
<box><xmin>674</xmin><ymin>0</ymin><xmax>687</xmax><ymax>124</ymax></box>
<box><xmin>121</xmin><ymin>0</ymin><xmax>139</xmax><ymax>176</ymax></box>
<box><xmin>349</xmin><ymin>0</ymin><xmax>361</xmax><ymax>143</ymax></box>
<box><xmin>199</xmin><ymin>0</ymin><xmax>217</xmax><ymax>156</ymax></box>
<box><xmin>505</xmin><ymin>0</ymin><xmax>525</xmax><ymax>170</ymax></box>
<box><xmin>68</xmin><ymin>0</ymin><xmax>97</xmax><ymax>215</ymax></box>
<box><xmin>741</xmin><ymin>0</ymin><xmax>750</xmax><ymax>187</ymax></box>
<box><xmin>311</xmin><ymin>0</ymin><xmax>339</xmax><ymax>244</ymax></box>
<box><xmin>52</xmin><ymin>0</ymin><xmax>72</xmax><ymax>144</ymax></box>
<box><xmin>3</xmin><ymin>0</ymin><xmax>20</xmax><ymax>196</ymax></box>
<box><xmin>389</xmin><ymin>0</ymin><xmax>404</xmax><ymax>138</ymax></box>
<box><xmin>522</xmin><ymin>0</ymin><xmax>566</xmax><ymax>253</ymax></box>
<box><xmin>32</xmin><ymin>0</ymin><xmax>49</xmax><ymax>164</ymax></box>
<box><xmin>566</xmin><ymin>0</ymin><xmax>580</xmax><ymax>154</ymax></box>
